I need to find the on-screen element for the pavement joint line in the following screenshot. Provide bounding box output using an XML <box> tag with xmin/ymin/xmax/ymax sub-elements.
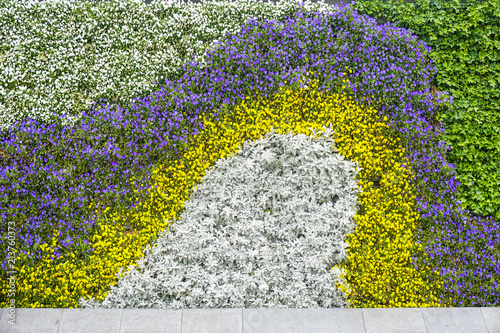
<box><xmin>119</xmin><ymin>308</ymin><xmax>124</xmax><ymax>333</ymax></box>
<box><xmin>422</xmin><ymin>308</ymin><xmax>429</xmax><ymax>333</ymax></box>
<box><xmin>479</xmin><ymin>309</ymin><xmax>488</xmax><ymax>333</ymax></box>
<box><xmin>362</xmin><ymin>307</ymin><xmax>367</xmax><ymax>333</ymax></box>
<box><xmin>57</xmin><ymin>309</ymin><xmax>63</xmax><ymax>332</ymax></box>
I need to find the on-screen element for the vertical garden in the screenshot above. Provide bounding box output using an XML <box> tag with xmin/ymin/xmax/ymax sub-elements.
<box><xmin>0</xmin><ymin>0</ymin><xmax>498</xmax><ymax>308</ymax></box>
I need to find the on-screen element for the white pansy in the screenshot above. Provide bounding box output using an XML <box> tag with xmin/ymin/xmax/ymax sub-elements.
<box><xmin>80</xmin><ymin>126</ymin><xmax>361</xmax><ymax>309</ymax></box>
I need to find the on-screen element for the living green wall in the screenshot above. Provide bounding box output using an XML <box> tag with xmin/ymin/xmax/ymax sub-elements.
<box><xmin>352</xmin><ymin>0</ymin><xmax>500</xmax><ymax>219</ymax></box>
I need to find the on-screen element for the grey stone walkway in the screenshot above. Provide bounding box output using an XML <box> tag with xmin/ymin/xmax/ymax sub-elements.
<box><xmin>1</xmin><ymin>307</ymin><xmax>500</xmax><ymax>333</ymax></box>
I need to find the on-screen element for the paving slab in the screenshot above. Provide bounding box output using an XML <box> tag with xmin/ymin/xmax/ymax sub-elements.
<box><xmin>243</xmin><ymin>308</ymin><xmax>303</xmax><ymax>333</ymax></box>
<box><xmin>0</xmin><ymin>308</ymin><xmax>63</xmax><ymax>333</ymax></box>
<box><xmin>303</xmin><ymin>308</ymin><xmax>365</xmax><ymax>333</ymax></box>
<box><xmin>421</xmin><ymin>307</ymin><xmax>489</xmax><ymax>333</ymax></box>
<box><xmin>120</xmin><ymin>309</ymin><xmax>182</xmax><ymax>333</ymax></box>
<box><xmin>3</xmin><ymin>306</ymin><xmax>500</xmax><ymax>332</ymax></box>
<box><xmin>363</xmin><ymin>308</ymin><xmax>426</xmax><ymax>333</ymax></box>
<box><xmin>59</xmin><ymin>308</ymin><xmax>123</xmax><ymax>333</ymax></box>
<box><xmin>480</xmin><ymin>307</ymin><xmax>500</xmax><ymax>333</ymax></box>
<box><xmin>182</xmin><ymin>308</ymin><xmax>243</xmax><ymax>333</ymax></box>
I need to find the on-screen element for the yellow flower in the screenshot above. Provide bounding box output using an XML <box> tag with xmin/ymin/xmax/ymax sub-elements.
<box><xmin>5</xmin><ymin>71</ymin><xmax>443</xmax><ymax>309</ymax></box>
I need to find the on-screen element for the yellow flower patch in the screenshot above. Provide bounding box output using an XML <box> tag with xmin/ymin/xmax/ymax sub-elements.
<box><xmin>5</xmin><ymin>71</ymin><xmax>444</xmax><ymax>308</ymax></box>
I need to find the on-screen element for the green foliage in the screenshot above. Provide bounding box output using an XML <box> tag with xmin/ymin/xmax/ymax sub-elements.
<box><xmin>353</xmin><ymin>0</ymin><xmax>500</xmax><ymax>219</ymax></box>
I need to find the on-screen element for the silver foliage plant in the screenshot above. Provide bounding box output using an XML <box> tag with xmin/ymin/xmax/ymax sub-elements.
<box><xmin>80</xmin><ymin>126</ymin><xmax>362</xmax><ymax>308</ymax></box>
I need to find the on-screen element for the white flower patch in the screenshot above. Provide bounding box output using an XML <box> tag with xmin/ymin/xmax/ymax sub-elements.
<box><xmin>0</xmin><ymin>0</ymin><xmax>342</xmax><ymax>133</ymax></box>
<box><xmin>80</xmin><ymin>126</ymin><xmax>362</xmax><ymax>308</ymax></box>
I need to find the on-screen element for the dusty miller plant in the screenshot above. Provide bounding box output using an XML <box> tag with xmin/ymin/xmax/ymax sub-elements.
<box><xmin>80</xmin><ymin>125</ymin><xmax>362</xmax><ymax>308</ymax></box>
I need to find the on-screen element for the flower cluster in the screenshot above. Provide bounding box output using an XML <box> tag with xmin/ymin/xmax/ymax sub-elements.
<box><xmin>0</xmin><ymin>0</ymin><xmax>338</xmax><ymax>133</ymax></box>
<box><xmin>2</xmin><ymin>0</ymin><xmax>498</xmax><ymax>307</ymax></box>
<box><xmin>81</xmin><ymin>72</ymin><xmax>441</xmax><ymax>308</ymax></box>
<box><xmin>83</xmin><ymin>123</ymin><xmax>360</xmax><ymax>309</ymax></box>
<box><xmin>0</xmin><ymin>0</ymin><xmax>344</xmax><ymax>307</ymax></box>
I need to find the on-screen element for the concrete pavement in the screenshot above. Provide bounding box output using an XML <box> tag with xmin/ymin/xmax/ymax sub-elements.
<box><xmin>1</xmin><ymin>307</ymin><xmax>500</xmax><ymax>333</ymax></box>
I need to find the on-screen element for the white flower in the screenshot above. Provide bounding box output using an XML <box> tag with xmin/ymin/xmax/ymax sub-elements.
<box><xmin>1</xmin><ymin>0</ymin><xmax>342</xmax><ymax>133</ymax></box>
